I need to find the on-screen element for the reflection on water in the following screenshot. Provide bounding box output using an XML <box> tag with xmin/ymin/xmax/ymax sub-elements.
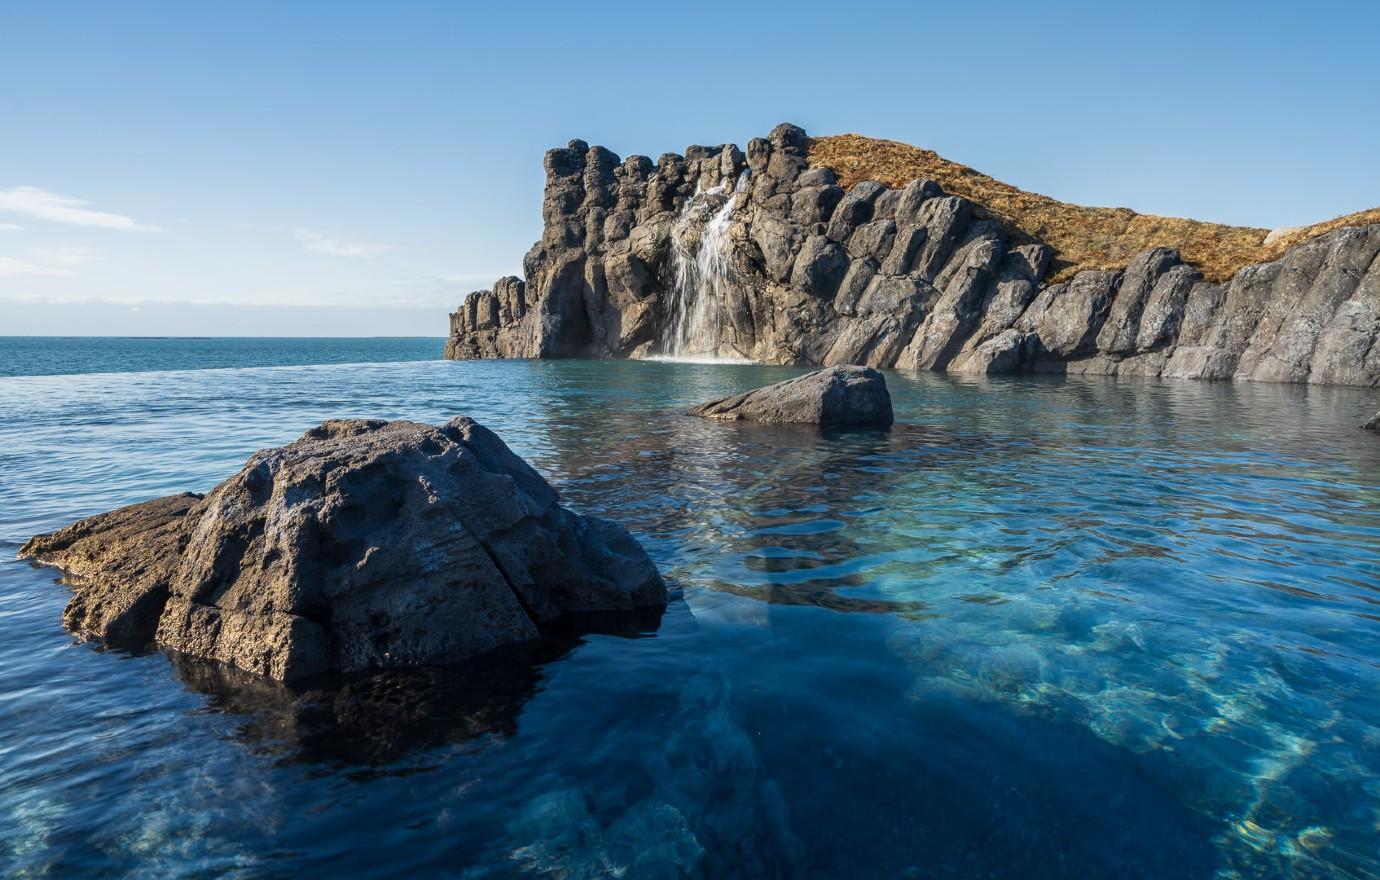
<box><xmin>169</xmin><ymin>643</ymin><xmax>571</xmax><ymax>770</ymax></box>
<box><xmin>166</xmin><ymin>607</ymin><xmax>667</xmax><ymax>770</ymax></box>
<box><xmin>2</xmin><ymin>357</ymin><xmax>1379</xmax><ymax>877</ymax></box>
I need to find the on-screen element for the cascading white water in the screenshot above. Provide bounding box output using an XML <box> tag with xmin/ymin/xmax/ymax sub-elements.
<box><xmin>659</xmin><ymin>172</ymin><xmax>751</xmax><ymax>361</ymax></box>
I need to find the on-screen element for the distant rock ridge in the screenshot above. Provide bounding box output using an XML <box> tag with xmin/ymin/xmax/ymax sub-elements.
<box><xmin>445</xmin><ymin>123</ymin><xmax>1380</xmax><ymax>387</ymax></box>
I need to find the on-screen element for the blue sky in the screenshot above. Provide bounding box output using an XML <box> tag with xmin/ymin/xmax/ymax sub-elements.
<box><xmin>2</xmin><ymin>0</ymin><xmax>1377</xmax><ymax>336</ymax></box>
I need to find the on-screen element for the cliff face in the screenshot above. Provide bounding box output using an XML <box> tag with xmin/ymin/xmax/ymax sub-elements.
<box><xmin>445</xmin><ymin>124</ymin><xmax>1380</xmax><ymax>386</ymax></box>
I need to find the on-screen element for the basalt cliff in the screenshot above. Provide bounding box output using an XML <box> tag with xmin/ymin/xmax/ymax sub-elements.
<box><xmin>445</xmin><ymin>124</ymin><xmax>1380</xmax><ymax>385</ymax></box>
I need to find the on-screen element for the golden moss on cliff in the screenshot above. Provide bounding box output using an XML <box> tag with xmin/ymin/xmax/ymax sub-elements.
<box><xmin>808</xmin><ymin>133</ymin><xmax>1377</xmax><ymax>283</ymax></box>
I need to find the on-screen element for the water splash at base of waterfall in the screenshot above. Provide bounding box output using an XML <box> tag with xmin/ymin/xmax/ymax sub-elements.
<box><xmin>640</xmin><ymin>354</ymin><xmax>756</xmax><ymax>365</ymax></box>
<box><xmin>657</xmin><ymin>172</ymin><xmax>751</xmax><ymax>362</ymax></box>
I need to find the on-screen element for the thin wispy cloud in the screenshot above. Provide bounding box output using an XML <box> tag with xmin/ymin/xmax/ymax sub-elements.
<box><xmin>0</xmin><ymin>256</ymin><xmax>77</xmax><ymax>278</ymax></box>
<box><xmin>0</xmin><ymin>186</ymin><xmax>161</xmax><ymax>231</ymax></box>
<box><xmin>293</xmin><ymin>228</ymin><xmax>393</xmax><ymax>259</ymax></box>
<box><xmin>0</xmin><ymin>223</ymin><xmax>22</xmax><ymax>232</ymax></box>
<box><xmin>0</xmin><ymin>246</ymin><xmax>97</xmax><ymax>278</ymax></box>
<box><xmin>31</xmin><ymin>246</ymin><xmax>95</xmax><ymax>266</ymax></box>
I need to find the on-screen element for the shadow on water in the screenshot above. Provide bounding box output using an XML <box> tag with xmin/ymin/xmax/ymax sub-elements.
<box><xmin>720</xmin><ymin>602</ymin><xmax>1225</xmax><ymax>879</ymax></box>
<box><xmin>431</xmin><ymin>600</ymin><xmax>802</xmax><ymax>879</ymax></box>
<box><xmin>159</xmin><ymin>600</ymin><xmax>804</xmax><ymax>877</ymax></box>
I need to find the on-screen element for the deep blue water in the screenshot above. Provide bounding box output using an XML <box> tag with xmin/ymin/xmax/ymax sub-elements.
<box><xmin>2</xmin><ymin>341</ymin><xmax>1379</xmax><ymax>878</ymax></box>
<box><xmin>0</xmin><ymin>336</ymin><xmax>443</xmax><ymax>377</ymax></box>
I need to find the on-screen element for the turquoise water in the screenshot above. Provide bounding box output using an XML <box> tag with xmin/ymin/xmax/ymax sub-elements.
<box><xmin>0</xmin><ymin>336</ymin><xmax>443</xmax><ymax>377</ymax></box>
<box><xmin>2</xmin><ymin>341</ymin><xmax>1380</xmax><ymax>878</ymax></box>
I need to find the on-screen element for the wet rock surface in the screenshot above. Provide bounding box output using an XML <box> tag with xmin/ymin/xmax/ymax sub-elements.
<box><xmin>20</xmin><ymin>417</ymin><xmax>666</xmax><ymax>681</ymax></box>
<box><xmin>691</xmin><ymin>365</ymin><xmax>894</xmax><ymax>427</ymax></box>
<box><xmin>446</xmin><ymin>123</ymin><xmax>1380</xmax><ymax>388</ymax></box>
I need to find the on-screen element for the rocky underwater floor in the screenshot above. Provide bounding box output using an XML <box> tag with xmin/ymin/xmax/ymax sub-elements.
<box><xmin>2</xmin><ymin>357</ymin><xmax>1380</xmax><ymax>878</ymax></box>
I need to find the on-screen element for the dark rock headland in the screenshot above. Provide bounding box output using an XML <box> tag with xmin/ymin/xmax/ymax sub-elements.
<box><xmin>446</xmin><ymin>123</ymin><xmax>1380</xmax><ymax>391</ymax></box>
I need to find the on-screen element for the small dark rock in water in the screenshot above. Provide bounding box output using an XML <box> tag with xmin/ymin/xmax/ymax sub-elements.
<box><xmin>1366</xmin><ymin>409</ymin><xmax>1380</xmax><ymax>431</ymax></box>
<box><xmin>20</xmin><ymin>417</ymin><xmax>667</xmax><ymax>682</ymax></box>
<box><xmin>690</xmin><ymin>365</ymin><xmax>894</xmax><ymax>428</ymax></box>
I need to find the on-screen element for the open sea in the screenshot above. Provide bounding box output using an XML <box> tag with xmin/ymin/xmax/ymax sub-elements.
<box><xmin>1</xmin><ymin>337</ymin><xmax>1379</xmax><ymax>878</ymax></box>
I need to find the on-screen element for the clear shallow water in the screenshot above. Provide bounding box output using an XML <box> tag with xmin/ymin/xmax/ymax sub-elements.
<box><xmin>0</xmin><ymin>336</ymin><xmax>443</xmax><ymax>377</ymax></box>
<box><xmin>1</xmin><ymin>351</ymin><xmax>1379</xmax><ymax>878</ymax></box>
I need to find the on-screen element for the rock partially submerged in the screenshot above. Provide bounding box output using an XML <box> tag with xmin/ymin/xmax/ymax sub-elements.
<box><xmin>691</xmin><ymin>365</ymin><xmax>893</xmax><ymax>428</ymax></box>
<box><xmin>1366</xmin><ymin>409</ymin><xmax>1380</xmax><ymax>432</ymax></box>
<box><xmin>20</xmin><ymin>417</ymin><xmax>666</xmax><ymax>681</ymax></box>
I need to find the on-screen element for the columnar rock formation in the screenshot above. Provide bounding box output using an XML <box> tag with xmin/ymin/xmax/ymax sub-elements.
<box><xmin>446</xmin><ymin>123</ymin><xmax>1380</xmax><ymax>386</ymax></box>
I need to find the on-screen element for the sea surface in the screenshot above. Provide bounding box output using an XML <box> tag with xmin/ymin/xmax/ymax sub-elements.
<box><xmin>0</xmin><ymin>336</ymin><xmax>443</xmax><ymax>377</ymax></box>
<box><xmin>1</xmin><ymin>339</ymin><xmax>1379</xmax><ymax>878</ymax></box>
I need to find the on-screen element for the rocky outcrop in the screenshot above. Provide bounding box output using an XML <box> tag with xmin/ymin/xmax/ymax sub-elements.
<box><xmin>29</xmin><ymin>492</ymin><xmax>204</xmax><ymax>648</ymax></box>
<box><xmin>20</xmin><ymin>417</ymin><xmax>666</xmax><ymax>681</ymax></box>
<box><xmin>1366</xmin><ymin>410</ymin><xmax>1380</xmax><ymax>431</ymax></box>
<box><xmin>691</xmin><ymin>365</ymin><xmax>893</xmax><ymax>427</ymax></box>
<box><xmin>446</xmin><ymin>123</ymin><xmax>1380</xmax><ymax>389</ymax></box>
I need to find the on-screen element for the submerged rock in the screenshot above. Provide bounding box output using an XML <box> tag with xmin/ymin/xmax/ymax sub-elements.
<box><xmin>20</xmin><ymin>417</ymin><xmax>666</xmax><ymax>681</ymax></box>
<box><xmin>1366</xmin><ymin>409</ymin><xmax>1380</xmax><ymax>431</ymax></box>
<box><xmin>464</xmin><ymin>655</ymin><xmax>801</xmax><ymax>879</ymax></box>
<box><xmin>690</xmin><ymin>365</ymin><xmax>893</xmax><ymax>428</ymax></box>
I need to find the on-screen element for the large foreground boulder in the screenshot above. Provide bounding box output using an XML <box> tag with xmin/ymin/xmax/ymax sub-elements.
<box><xmin>691</xmin><ymin>365</ymin><xmax>894</xmax><ymax>427</ymax></box>
<box><xmin>20</xmin><ymin>417</ymin><xmax>666</xmax><ymax>681</ymax></box>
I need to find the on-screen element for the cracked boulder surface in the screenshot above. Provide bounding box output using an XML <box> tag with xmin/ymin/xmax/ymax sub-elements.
<box><xmin>691</xmin><ymin>365</ymin><xmax>894</xmax><ymax>428</ymax></box>
<box><xmin>19</xmin><ymin>417</ymin><xmax>667</xmax><ymax>682</ymax></box>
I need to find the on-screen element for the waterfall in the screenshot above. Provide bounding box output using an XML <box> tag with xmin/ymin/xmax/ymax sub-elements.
<box><xmin>659</xmin><ymin>172</ymin><xmax>751</xmax><ymax>361</ymax></box>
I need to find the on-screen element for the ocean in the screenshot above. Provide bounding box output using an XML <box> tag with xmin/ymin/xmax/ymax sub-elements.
<box><xmin>1</xmin><ymin>338</ymin><xmax>1378</xmax><ymax>877</ymax></box>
